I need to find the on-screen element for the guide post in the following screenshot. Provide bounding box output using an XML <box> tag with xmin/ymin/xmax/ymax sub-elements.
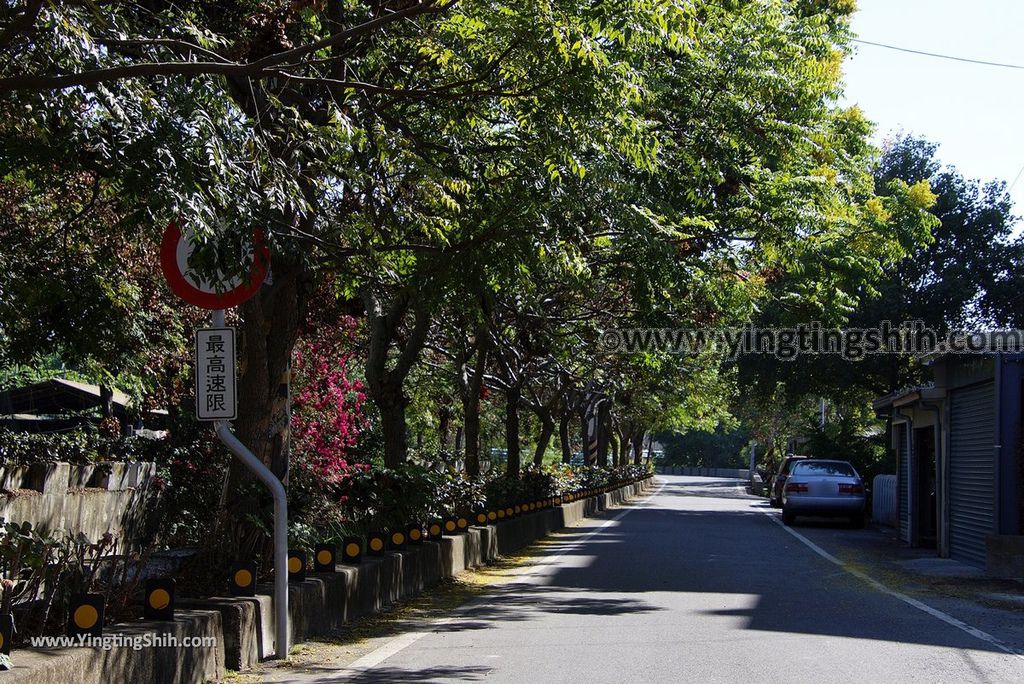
<box><xmin>210</xmin><ymin>309</ymin><xmax>289</xmax><ymax>658</ymax></box>
<box><xmin>162</xmin><ymin>221</ymin><xmax>288</xmax><ymax>658</ymax></box>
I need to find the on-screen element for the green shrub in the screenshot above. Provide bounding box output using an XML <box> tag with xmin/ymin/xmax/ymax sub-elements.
<box><xmin>0</xmin><ymin>522</ymin><xmax>147</xmax><ymax>644</ymax></box>
<box><xmin>0</xmin><ymin>428</ymin><xmax>167</xmax><ymax>465</ymax></box>
<box><xmin>285</xmin><ymin>461</ymin><xmax>653</xmax><ymax>549</ymax></box>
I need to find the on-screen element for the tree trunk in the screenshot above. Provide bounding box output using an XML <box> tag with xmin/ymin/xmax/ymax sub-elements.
<box><xmin>533</xmin><ymin>410</ymin><xmax>555</xmax><ymax>467</ymax></box>
<box><xmin>219</xmin><ymin>257</ymin><xmax>309</xmax><ymax>557</ymax></box>
<box><xmin>581</xmin><ymin>406</ymin><xmax>594</xmax><ymax>465</ymax></box>
<box><xmin>228</xmin><ymin>258</ymin><xmax>307</xmax><ymax>480</ymax></box>
<box><xmin>559</xmin><ymin>410</ymin><xmax>572</xmax><ymax>464</ymax></box>
<box><xmin>632</xmin><ymin>431</ymin><xmax>644</xmax><ymax>465</ymax></box>
<box><xmin>362</xmin><ymin>287</ymin><xmax>431</xmax><ymax>467</ymax></box>
<box><xmin>505</xmin><ymin>387</ymin><xmax>521</xmax><ymax>478</ymax></box>
<box><xmin>615</xmin><ymin>422</ymin><xmax>631</xmax><ymax>467</ymax></box>
<box><xmin>596</xmin><ymin>400</ymin><xmax>611</xmax><ymax>467</ymax></box>
<box><xmin>456</xmin><ymin>321</ymin><xmax>489</xmax><ymax>477</ymax></box>
<box><xmin>463</xmin><ymin>390</ymin><xmax>482</xmax><ymax>476</ymax></box>
<box><xmin>98</xmin><ymin>383</ymin><xmax>128</xmax><ymax>435</ymax></box>
<box><xmin>438</xmin><ymin>404</ymin><xmax>451</xmax><ymax>453</ymax></box>
<box><xmin>462</xmin><ymin>336</ymin><xmax>488</xmax><ymax>477</ymax></box>
<box><xmin>380</xmin><ymin>392</ymin><xmax>409</xmax><ymax>468</ymax></box>
<box><xmin>99</xmin><ymin>384</ymin><xmax>114</xmax><ymax>418</ymax></box>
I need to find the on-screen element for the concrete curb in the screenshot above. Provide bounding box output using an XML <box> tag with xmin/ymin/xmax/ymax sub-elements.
<box><xmin>6</xmin><ymin>477</ymin><xmax>654</xmax><ymax>683</ymax></box>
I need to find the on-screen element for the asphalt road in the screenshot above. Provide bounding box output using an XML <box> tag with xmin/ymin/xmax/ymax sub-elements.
<box><xmin>289</xmin><ymin>475</ymin><xmax>1024</xmax><ymax>683</ymax></box>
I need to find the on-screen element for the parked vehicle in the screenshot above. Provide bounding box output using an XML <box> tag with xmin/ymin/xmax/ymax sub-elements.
<box><xmin>768</xmin><ymin>455</ymin><xmax>808</xmax><ymax>507</ymax></box>
<box><xmin>781</xmin><ymin>459</ymin><xmax>866</xmax><ymax>527</ymax></box>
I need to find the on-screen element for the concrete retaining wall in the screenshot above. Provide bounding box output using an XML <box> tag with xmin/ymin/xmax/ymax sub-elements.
<box><xmin>656</xmin><ymin>466</ymin><xmax>749</xmax><ymax>479</ymax></box>
<box><xmin>6</xmin><ymin>477</ymin><xmax>654</xmax><ymax>683</ymax></box>
<box><xmin>3</xmin><ymin>609</ymin><xmax>224</xmax><ymax>684</ymax></box>
<box><xmin>0</xmin><ymin>461</ymin><xmax>158</xmax><ymax>545</ymax></box>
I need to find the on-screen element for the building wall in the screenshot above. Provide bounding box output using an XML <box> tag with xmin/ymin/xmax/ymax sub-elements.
<box><xmin>996</xmin><ymin>357</ymin><xmax>1022</xmax><ymax>536</ymax></box>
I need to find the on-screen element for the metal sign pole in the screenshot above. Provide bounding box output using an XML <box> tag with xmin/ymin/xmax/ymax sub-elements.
<box><xmin>211</xmin><ymin>309</ymin><xmax>289</xmax><ymax>659</ymax></box>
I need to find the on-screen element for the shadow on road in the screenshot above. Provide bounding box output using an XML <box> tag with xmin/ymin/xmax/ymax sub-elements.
<box><xmin>451</xmin><ymin>485</ymin><xmax>1015</xmax><ymax>656</ymax></box>
<box><xmin>440</xmin><ymin>583</ymin><xmax>665</xmax><ymax>632</ymax></box>
<box><xmin>290</xmin><ymin>665</ymin><xmax>493</xmax><ymax>683</ymax></box>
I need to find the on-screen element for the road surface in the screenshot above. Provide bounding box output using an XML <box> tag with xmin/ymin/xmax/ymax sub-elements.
<box><xmin>275</xmin><ymin>475</ymin><xmax>1024</xmax><ymax>683</ymax></box>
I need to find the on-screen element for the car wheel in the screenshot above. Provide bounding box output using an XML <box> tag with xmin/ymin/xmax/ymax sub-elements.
<box><xmin>850</xmin><ymin>514</ymin><xmax>865</xmax><ymax>529</ymax></box>
<box><xmin>782</xmin><ymin>510</ymin><xmax>796</xmax><ymax>526</ymax></box>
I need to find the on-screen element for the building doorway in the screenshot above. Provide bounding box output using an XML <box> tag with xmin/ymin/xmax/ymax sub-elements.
<box><xmin>914</xmin><ymin>426</ymin><xmax>937</xmax><ymax>549</ymax></box>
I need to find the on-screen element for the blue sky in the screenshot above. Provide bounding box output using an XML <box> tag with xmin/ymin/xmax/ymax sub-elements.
<box><xmin>842</xmin><ymin>0</ymin><xmax>1024</xmax><ymax>218</ymax></box>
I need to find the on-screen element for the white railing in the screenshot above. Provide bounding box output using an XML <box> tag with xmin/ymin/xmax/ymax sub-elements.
<box><xmin>872</xmin><ymin>474</ymin><xmax>897</xmax><ymax>527</ymax></box>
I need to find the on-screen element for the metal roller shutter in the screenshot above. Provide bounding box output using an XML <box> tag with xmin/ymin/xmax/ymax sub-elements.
<box><xmin>897</xmin><ymin>423</ymin><xmax>911</xmax><ymax>543</ymax></box>
<box><xmin>949</xmin><ymin>381</ymin><xmax>995</xmax><ymax>567</ymax></box>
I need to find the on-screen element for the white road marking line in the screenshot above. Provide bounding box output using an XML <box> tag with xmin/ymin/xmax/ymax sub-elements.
<box><xmin>338</xmin><ymin>483</ymin><xmax>662</xmax><ymax>676</ymax></box>
<box><xmin>765</xmin><ymin>512</ymin><xmax>1024</xmax><ymax>661</ymax></box>
<box><xmin>343</xmin><ymin>629</ymin><xmax>437</xmax><ymax>670</ymax></box>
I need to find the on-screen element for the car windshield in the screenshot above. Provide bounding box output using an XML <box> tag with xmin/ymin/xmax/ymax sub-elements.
<box><xmin>791</xmin><ymin>461</ymin><xmax>857</xmax><ymax>477</ymax></box>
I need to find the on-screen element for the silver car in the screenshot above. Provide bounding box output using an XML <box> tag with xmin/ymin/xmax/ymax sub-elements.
<box><xmin>781</xmin><ymin>459</ymin><xmax>866</xmax><ymax>527</ymax></box>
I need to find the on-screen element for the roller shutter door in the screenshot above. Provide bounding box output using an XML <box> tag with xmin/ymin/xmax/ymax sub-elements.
<box><xmin>897</xmin><ymin>423</ymin><xmax>911</xmax><ymax>543</ymax></box>
<box><xmin>949</xmin><ymin>382</ymin><xmax>996</xmax><ymax>567</ymax></box>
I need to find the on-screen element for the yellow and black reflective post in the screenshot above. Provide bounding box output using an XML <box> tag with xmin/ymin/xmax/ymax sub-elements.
<box><xmin>229</xmin><ymin>561</ymin><xmax>257</xmax><ymax>597</ymax></box>
<box><xmin>427</xmin><ymin>520</ymin><xmax>443</xmax><ymax>541</ymax></box>
<box><xmin>407</xmin><ymin>523</ymin><xmax>424</xmax><ymax>545</ymax></box>
<box><xmin>314</xmin><ymin>544</ymin><xmax>337</xmax><ymax>572</ymax></box>
<box><xmin>143</xmin><ymin>578</ymin><xmax>175</xmax><ymax>622</ymax></box>
<box><xmin>389</xmin><ymin>529</ymin><xmax>406</xmax><ymax>551</ymax></box>
<box><xmin>368</xmin><ymin>531</ymin><xmax>386</xmax><ymax>556</ymax></box>
<box><xmin>288</xmin><ymin>549</ymin><xmax>306</xmax><ymax>582</ymax></box>
<box><xmin>67</xmin><ymin>593</ymin><xmax>104</xmax><ymax>638</ymax></box>
<box><xmin>341</xmin><ymin>537</ymin><xmax>362</xmax><ymax>564</ymax></box>
<box><xmin>0</xmin><ymin>614</ymin><xmax>12</xmax><ymax>656</ymax></box>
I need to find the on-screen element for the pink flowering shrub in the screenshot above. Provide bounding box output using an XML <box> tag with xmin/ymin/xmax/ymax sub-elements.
<box><xmin>291</xmin><ymin>316</ymin><xmax>368</xmax><ymax>484</ymax></box>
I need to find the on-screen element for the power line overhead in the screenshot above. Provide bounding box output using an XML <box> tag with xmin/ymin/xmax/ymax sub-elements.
<box><xmin>853</xmin><ymin>38</ymin><xmax>1024</xmax><ymax>71</ymax></box>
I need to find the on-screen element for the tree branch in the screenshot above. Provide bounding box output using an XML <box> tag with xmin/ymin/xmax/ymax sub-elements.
<box><xmin>0</xmin><ymin>0</ymin><xmax>44</xmax><ymax>51</ymax></box>
<box><xmin>0</xmin><ymin>1</ymin><xmax>454</xmax><ymax>93</ymax></box>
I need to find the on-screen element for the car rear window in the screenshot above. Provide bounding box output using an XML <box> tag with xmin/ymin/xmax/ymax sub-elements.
<box><xmin>791</xmin><ymin>461</ymin><xmax>856</xmax><ymax>477</ymax></box>
<box><xmin>780</xmin><ymin>458</ymin><xmax>804</xmax><ymax>474</ymax></box>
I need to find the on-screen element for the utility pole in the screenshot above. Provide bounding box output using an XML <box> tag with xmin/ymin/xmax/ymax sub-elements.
<box><xmin>749</xmin><ymin>441</ymin><xmax>757</xmax><ymax>486</ymax></box>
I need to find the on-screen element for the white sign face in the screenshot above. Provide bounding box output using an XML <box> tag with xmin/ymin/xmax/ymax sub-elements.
<box><xmin>176</xmin><ymin>228</ymin><xmax>248</xmax><ymax>294</ymax></box>
<box><xmin>196</xmin><ymin>327</ymin><xmax>237</xmax><ymax>421</ymax></box>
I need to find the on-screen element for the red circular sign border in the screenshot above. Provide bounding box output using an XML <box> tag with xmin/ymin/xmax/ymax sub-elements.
<box><xmin>160</xmin><ymin>220</ymin><xmax>271</xmax><ymax>309</ymax></box>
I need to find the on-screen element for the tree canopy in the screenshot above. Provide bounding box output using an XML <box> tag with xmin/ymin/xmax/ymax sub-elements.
<box><xmin>0</xmin><ymin>1</ymin><xmax>945</xmax><ymax>521</ymax></box>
